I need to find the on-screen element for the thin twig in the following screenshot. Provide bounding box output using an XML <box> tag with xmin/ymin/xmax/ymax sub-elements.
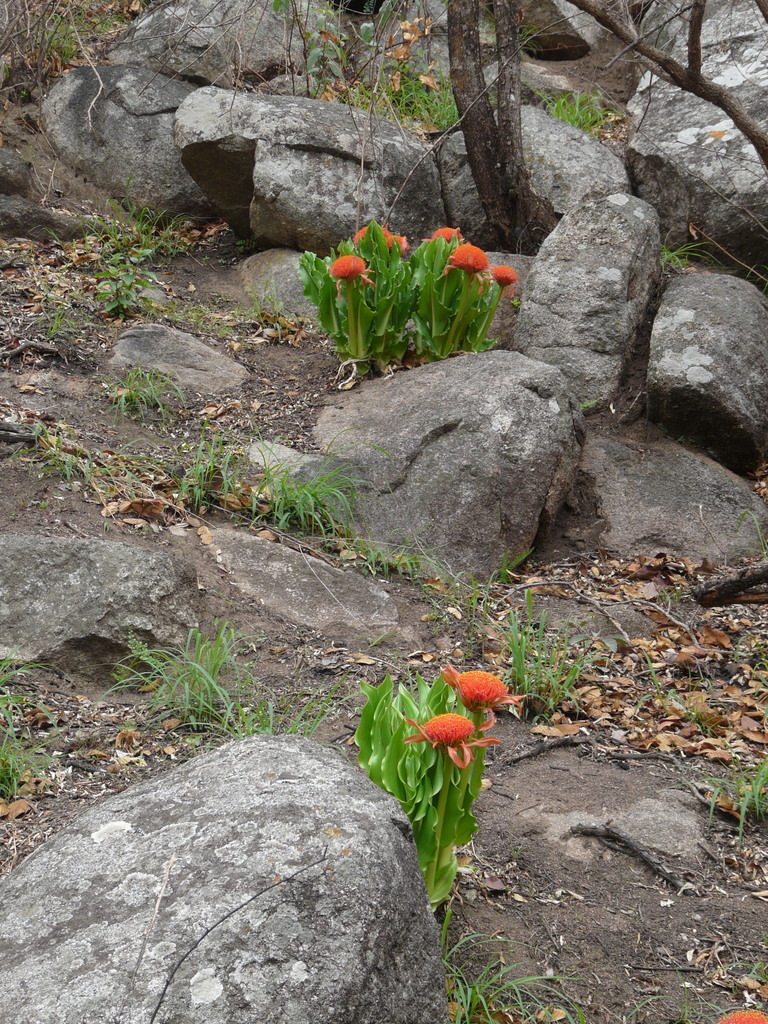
<box><xmin>3</xmin><ymin>339</ymin><xmax>60</xmax><ymax>360</ymax></box>
<box><xmin>115</xmin><ymin>853</ymin><xmax>176</xmax><ymax>1024</ymax></box>
<box><xmin>503</xmin><ymin>734</ymin><xmax>589</xmax><ymax>764</ymax></box>
<box><xmin>147</xmin><ymin>849</ymin><xmax>328</xmax><ymax>1024</ymax></box>
<box><xmin>570</xmin><ymin>823</ymin><xmax>695</xmax><ymax>893</ymax></box>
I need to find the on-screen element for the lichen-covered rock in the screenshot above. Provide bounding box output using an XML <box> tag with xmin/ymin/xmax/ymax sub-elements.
<box><xmin>174</xmin><ymin>87</ymin><xmax>445</xmax><ymax>248</ymax></box>
<box><xmin>437</xmin><ymin>105</ymin><xmax>630</xmax><ymax>249</ymax></box>
<box><xmin>314</xmin><ymin>350</ymin><xmax>585</xmax><ymax>578</ymax></box>
<box><xmin>647</xmin><ymin>274</ymin><xmax>768</xmax><ymax>474</ymax></box>
<box><xmin>108</xmin><ymin>323</ymin><xmax>250</xmax><ymax>393</ymax></box>
<box><xmin>513</xmin><ymin>192</ymin><xmax>661</xmax><ymax>405</ymax></box>
<box><xmin>0</xmin><ymin>735</ymin><xmax>448</xmax><ymax>1024</ymax></box>
<box><xmin>0</xmin><ymin>535</ymin><xmax>199</xmax><ymax>679</ymax></box>
<box><xmin>42</xmin><ymin>66</ymin><xmax>212</xmax><ymax>215</ymax></box>
<box><xmin>627</xmin><ymin>2</ymin><xmax>768</xmax><ymax>264</ymax></box>
<box><xmin>582</xmin><ymin>435</ymin><xmax>768</xmax><ymax>563</ymax></box>
<box><xmin>109</xmin><ymin>0</ymin><xmax>319</xmax><ymax>88</ymax></box>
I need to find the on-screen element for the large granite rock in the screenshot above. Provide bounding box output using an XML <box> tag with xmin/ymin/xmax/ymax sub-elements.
<box><xmin>109</xmin><ymin>0</ymin><xmax>318</xmax><ymax>88</ymax></box>
<box><xmin>314</xmin><ymin>350</ymin><xmax>585</xmax><ymax>578</ymax></box>
<box><xmin>513</xmin><ymin>192</ymin><xmax>661</xmax><ymax>405</ymax></box>
<box><xmin>522</xmin><ymin>0</ymin><xmax>605</xmax><ymax>58</ymax></box>
<box><xmin>582</xmin><ymin>435</ymin><xmax>768</xmax><ymax>563</ymax></box>
<box><xmin>238</xmin><ymin>248</ymin><xmax>318</xmax><ymax>320</ymax></box>
<box><xmin>108</xmin><ymin>323</ymin><xmax>250</xmax><ymax>393</ymax></box>
<box><xmin>627</xmin><ymin>1</ymin><xmax>768</xmax><ymax>264</ymax></box>
<box><xmin>647</xmin><ymin>274</ymin><xmax>768</xmax><ymax>474</ymax></box>
<box><xmin>437</xmin><ymin>104</ymin><xmax>630</xmax><ymax>249</ymax></box>
<box><xmin>0</xmin><ymin>194</ymin><xmax>88</xmax><ymax>241</ymax></box>
<box><xmin>0</xmin><ymin>735</ymin><xmax>449</xmax><ymax>1024</ymax></box>
<box><xmin>42</xmin><ymin>66</ymin><xmax>212</xmax><ymax>215</ymax></box>
<box><xmin>0</xmin><ymin>535</ymin><xmax>199</xmax><ymax>680</ymax></box>
<box><xmin>208</xmin><ymin>527</ymin><xmax>399</xmax><ymax>629</ymax></box>
<box><xmin>0</xmin><ymin>147</ymin><xmax>33</xmax><ymax>197</ymax></box>
<box><xmin>174</xmin><ymin>87</ymin><xmax>445</xmax><ymax>247</ymax></box>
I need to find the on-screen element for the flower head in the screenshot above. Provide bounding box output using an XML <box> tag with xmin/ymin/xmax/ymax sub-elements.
<box><xmin>717</xmin><ymin>1013</ymin><xmax>768</xmax><ymax>1024</ymax></box>
<box><xmin>328</xmin><ymin>254</ymin><xmax>375</xmax><ymax>296</ymax></box>
<box><xmin>426</xmin><ymin>227</ymin><xmax>464</xmax><ymax>243</ymax></box>
<box><xmin>446</xmin><ymin>243</ymin><xmax>489</xmax><ymax>276</ymax></box>
<box><xmin>353</xmin><ymin>224</ymin><xmax>408</xmax><ymax>254</ymax></box>
<box><xmin>404</xmin><ymin>711</ymin><xmax>499</xmax><ymax>769</ymax></box>
<box><xmin>442</xmin><ymin>666</ymin><xmax>524</xmax><ymax>712</ymax></box>
<box><xmin>492</xmin><ymin>265</ymin><xmax>518</xmax><ymax>292</ymax></box>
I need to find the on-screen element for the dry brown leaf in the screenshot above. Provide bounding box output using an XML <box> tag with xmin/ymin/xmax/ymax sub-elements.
<box><xmin>0</xmin><ymin>798</ymin><xmax>32</xmax><ymax>819</ymax></box>
<box><xmin>197</xmin><ymin>525</ymin><xmax>212</xmax><ymax>545</ymax></box>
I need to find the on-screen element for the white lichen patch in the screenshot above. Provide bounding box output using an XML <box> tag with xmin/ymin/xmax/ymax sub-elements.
<box><xmin>490</xmin><ymin>410</ymin><xmax>515</xmax><ymax>434</ymax></box>
<box><xmin>606</xmin><ymin>194</ymin><xmax>629</xmax><ymax>207</ymax></box>
<box><xmin>653</xmin><ymin>307</ymin><xmax>695</xmax><ymax>335</ymax></box>
<box><xmin>91</xmin><ymin>821</ymin><xmax>134</xmax><ymax>844</ymax></box>
<box><xmin>289</xmin><ymin>961</ymin><xmax>310</xmax><ymax>983</ymax></box>
<box><xmin>596</xmin><ymin>267</ymin><xmax>621</xmax><ymax>282</ymax></box>
<box><xmin>190</xmin><ymin>968</ymin><xmax>224</xmax><ymax>1005</ymax></box>
<box><xmin>657</xmin><ymin>345</ymin><xmax>714</xmax><ymax>385</ymax></box>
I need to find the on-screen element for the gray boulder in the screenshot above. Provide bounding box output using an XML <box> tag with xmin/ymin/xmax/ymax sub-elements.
<box><xmin>174</xmin><ymin>87</ymin><xmax>445</xmax><ymax>248</ymax></box>
<box><xmin>208</xmin><ymin>527</ymin><xmax>399</xmax><ymax>629</ymax></box>
<box><xmin>108</xmin><ymin>323</ymin><xmax>250</xmax><ymax>393</ymax></box>
<box><xmin>437</xmin><ymin>104</ymin><xmax>630</xmax><ymax>249</ymax></box>
<box><xmin>109</xmin><ymin>0</ymin><xmax>317</xmax><ymax>88</ymax></box>
<box><xmin>0</xmin><ymin>735</ymin><xmax>448</xmax><ymax>1024</ymax></box>
<box><xmin>314</xmin><ymin>350</ymin><xmax>585</xmax><ymax>578</ymax></box>
<box><xmin>42</xmin><ymin>66</ymin><xmax>212</xmax><ymax>215</ymax></box>
<box><xmin>627</xmin><ymin>3</ymin><xmax>768</xmax><ymax>264</ymax></box>
<box><xmin>647</xmin><ymin>274</ymin><xmax>768</xmax><ymax>474</ymax></box>
<box><xmin>0</xmin><ymin>194</ymin><xmax>88</xmax><ymax>241</ymax></box>
<box><xmin>582</xmin><ymin>435</ymin><xmax>768</xmax><ymax>564</ymax></box>
<box><xmin>513</xmin><ymin>192</ymin><xmax>661</xmax><ymax>405</ymax></box>
<box><xmin>0</xmin><ymin>535</ymin><xmax>199</xmax><ymax>679</ymax></box>
<box><xmin>238</xmin><ymin>248</ymin><xmax>318</xmax><ymax>320</ymax></box>
<box><xmin>522</xmin><ymin>0</ymin><xmax>605</xmax><ymax>58</ymax></box>
<box><xmin>0</xmin><ymin>147</ymin><xmax>33</xmax><ymax>197</ymax></box>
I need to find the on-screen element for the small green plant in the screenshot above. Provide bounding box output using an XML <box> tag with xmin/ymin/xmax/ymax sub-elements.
<box><xmin>445</xmin><ymin>932</ymin><xmax>586</xmax><ymax>1024</ymax></box>
<box><xmin>355</xmin><ymin>668</ymin><xmax>519</xmax><ymax>907</ymax></box>
<box><xmin>344</xmin><ymin>64</ymin><xmax>458</xmax><ymax>132</ymax></box>
<box><xmin>90</xmin><ymin>196</ymin><xmax>192</xmax><ymax>262</ymax></box>
<box><xmin>501</xmin><ymin>590</ymin><xmax>601</xmax><ymax>721</ymax></box>
<box><xmin>661</xmin><ymin>238</ymin><xmax>718</xmax><ymax>272</ymax></box>
<box><xmin>703</xmin><ymin>758</ymin><xmax>768</xmax><ymax>842</ymax></box>
<box><xmin>112</xmin><ymin>625</ymin><xmax>338</xmax><ymax>737</ymax></box>
<box><xmin>0</xmin><ymin>737</ymin><xmax>30</xmax><ymax>802</ymax></box>
<box><xmin>106</xmin><ymin>365</ymin><xmax>186</xmax><ymax>422</ymax></box>
<box><xmin>175</xmin><ymin>430</ymin><xmax>250</xmax><ymax>513</ymax></box>
<box><xmin>538</xmin><ymin>90</ymin><xmax>619</xmax><ymax>134</ymax></box>
<box><xmin>739</xmin><ymin>509</ymin><xmax>768</xmax><ymax>559</ymax></box>
<box><xmin>251</xmin><ymin>456</ymin><xmax>361</xmax><ymax>537</ymax></box>
<box><xmin>340</xmin><ymin>537</ymin><xmax>433</xmax><ymax>580</ymax></box>
<box><xmin>95</xmin><ymin>249</ymin><xmax>160</xmax><ymax>318</ymax></box>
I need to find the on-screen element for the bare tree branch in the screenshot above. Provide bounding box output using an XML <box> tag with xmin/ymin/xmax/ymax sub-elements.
<box><xmin>686</xmin><ymin>0</ymin><xmax>705</xmax><ymax>80</ymax></box>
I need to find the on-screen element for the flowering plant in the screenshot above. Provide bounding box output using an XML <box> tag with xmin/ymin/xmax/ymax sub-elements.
<box><xmin>299</xmin><ymin>222</ymin><xmax>517</xmax><ymax>374</ymax></box>
<box><xmin>298</xmin><ymin>221</ymin><xmax>415</xmax><ymax>374</ymax></box>
<box><xmin>355</xmin><ymin>667</ymin><xmax>520</xmax><ymax>908</ymax></box>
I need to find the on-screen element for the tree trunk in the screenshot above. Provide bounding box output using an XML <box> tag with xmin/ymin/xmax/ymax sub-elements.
<box><xmin>447</xmin><ymin>0</ymin><xmax>517</xmax><ymax>249</ymax></box>
<box><xmin>446</xmin><ymin>0</ymin><xmax>556</xmax><ymax>251</ymax></box>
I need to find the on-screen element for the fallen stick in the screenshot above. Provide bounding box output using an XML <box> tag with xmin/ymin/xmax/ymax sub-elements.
<box><xmin>692</xmin><ymin>563</ymin><xmax>768</xmax><ymax>607</ymax></box>
<box><xmin>569</xmin><ymin>823</ymin><xmax>695</xmax><ymax>893</ymax></box>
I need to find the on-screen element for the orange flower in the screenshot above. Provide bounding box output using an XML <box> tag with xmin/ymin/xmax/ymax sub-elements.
<box><xmin>404</xmin><ymin>712</ymin><xmax>499</xmax><ymax>769</ymax></box>
<box><xmin>426</xmin><ymin>227</ymin><xmax>464</xmax><ymax>243</ymax></box>
<box><xmin>717</xmin><ymin>1013</ymin><xmax>768</xmax><ymax>1024</ymax></box>
<box><xmin>353</xmin><ymin>224</ymin><xmax>408</xmax><ymax>254</ymax></box>
<box><xmin>442</xmin><ymin>666</ymin><xmax>524</xmax><ymax>712</ymax></box>
<box><xmin>492</xmin><ymin>265</ymin><xmax>518</xmax><ymax>289</ymax></box>
<box><xmin>446</xmin><ymin>243</ymin><xmax>489</xmax><ymax>275</ymax></box>
<box><xmin>328</xmin><ymin>254</ymin><xmax>375</xmax><ymax>297</ymax></box>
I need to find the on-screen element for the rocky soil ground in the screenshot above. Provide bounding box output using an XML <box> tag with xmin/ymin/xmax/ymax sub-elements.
<box><xmin>2</xmin><ymin>16</ymin><xmax>768</xmax><ymax>1023</ymax></box>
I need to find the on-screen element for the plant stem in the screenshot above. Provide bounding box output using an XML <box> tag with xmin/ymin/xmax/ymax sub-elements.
<box><xmin>441</xmin><ymin>274</ymin><xmax>478</xmax><ymax>355</ymax></box>
<box><xmin>426</xmin><ymin>754</ymin><xmax>456</xmax><ymax>898</ymax></box>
